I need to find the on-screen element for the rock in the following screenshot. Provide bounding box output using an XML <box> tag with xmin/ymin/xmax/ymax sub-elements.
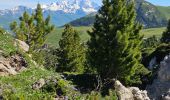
<box><xmin>115</xmin><ymin>80</ymin><xmax>134</xmax><ymax>100</ymax></box>
<box><xmin>0</xmin><ymin>63</ymin><xmax>17</xmax><ymax>76</ymax></box>
<box><xmin>129</xmin><ymin>87</ymin><xmax>150</xmax><ymax>100</ymax></box>
<box><xmin>0</xmin><ymin>54</ymin><xmax>27</xmax><ymax>76</ymax></box>
<box><xmin>32</xmin><ymin>78</ymin><xmax>46</xmax><ymax>90</ymax></box>
<box><xmin>158</xmin><ymin>55</ymin><xmax>170</xmax><ymax>82</ymax></box>
<box><xmin>115</xmin><ymin>80</ymin><xmax>150</xmax><ymax>100</ymax></box>
<box><xmin>162</xmin><ymin>90</ymin><xmax>170</xmax><ymax>100</ymax></box>
<box><xmin>147</xmin><ymin>55</ymin><xmax>170</xmax><ymax>100</ymax></box>
<box><xmin>14</xmin><ymin>39</ymin><xmax>29</xmax><ymax>52</ymax></box>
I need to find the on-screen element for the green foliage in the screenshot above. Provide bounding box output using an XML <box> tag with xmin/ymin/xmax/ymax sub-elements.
<box><xmin>10</xmin><ymin>4</ymin><xmax>54</xmax><ymax>51</ymax></box>
<box><xmin>32</xmin><ymin>50</ymin><xmax>46</xmax><ymax>65</ymax></box>
<box><xmin>43</xmin><ymin>47</ymin><xmax>59</xmax><ymax>70</ymax></box>
<box><xmin>0</xmin><ymin>29</ymin><xmax>17</xmax><ymax>56</ymax></box>
<box><xmin>87</xmin><ymin>0</ymin><xmax>149</xmax><ymax>85</ymax></box>
<box><xmin>76</xmin><ymin>90</ymin><xmax>117</xmax><ymax>100</ymax></box>
<box><xmin>57</xmin><ymin>25</ymin><xmax>86</xmax><ymax>73</ymax></box>
<box><xmin>143</xmin><ymin>35</ymin><xmax>160</xmax><ymax>48</ymax></box>
<box><xmin>41</xmin><ymin>77</ymin><xmax>74</xmax><ymax>97</ymax></box>
<box><xmin>31</xmin><ymin>47</ymin><xmax>59</xmax><ymax>70</ymax></box>
<box><xmin>161</xmin><ymin>19</ymin><xmax>170</xmax><ymax>43</ymax></box>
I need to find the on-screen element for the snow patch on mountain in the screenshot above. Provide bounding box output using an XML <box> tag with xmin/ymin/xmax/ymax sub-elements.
<box><xmin>0</xmin><ymin>0</ymin><xmax>100</xmax><ymax>16</ymax></box>
<box><xmin>42</xmin><ymin>0</ymin><xmax>99</xmax><ymax>14</ymax></box>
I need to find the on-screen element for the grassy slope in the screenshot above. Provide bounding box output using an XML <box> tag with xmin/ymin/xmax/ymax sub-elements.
<box><xmin>0</xmin><ymin>33</ymin><xmax>117</xmax><ymax>99</ymax></box>
<box><xmin>0</xmin><ymin>33</ymin><xmax>16</xmax><ymax>56</ymax></box>
<box><xmin>46</xmin><ymin>26</ymin><xmax>91</xmax><ymax>47</ymax></box>
<box><xmin>0</xmin><ymin>67</ymin><xmax>59</xmax><ymax>99</ymax></box>
<box><xmin>141</xmin><ymin>27</ymin><xmax>166</xmax><ymax>38</ymax></box>
<box><xmin>46</xmin><ymin>26</ymin><xmax>166</xmax><ymax>47</ymax></box>
<box><xmin>0</xmin><ymin>33</ymin><xmax>69</xmax><ymax>99</ymax></box>
<box><xmin>157</xmin><ymin>6</ymin><xmax>170</xmax><ymax>19</ymax></box>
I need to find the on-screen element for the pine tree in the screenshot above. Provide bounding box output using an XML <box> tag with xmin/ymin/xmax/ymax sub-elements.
<box><xmin>161</xmin><ymin>19</ymin><xmax>170</xmax><ymax>43</ymax></box>
<box><xmin>10</xmin><ymin>4</ymin><xmax>54</xmax><ymax>51</ymax></box>
<box><xmin>57</xmin><ymin>24</ymin><xmax>86</xmax><ymax>73</ymax></box>
<box><xmin>87</xmin><ymin>0</ymin><xmax>149</xmax><ymax>85</ymax></box>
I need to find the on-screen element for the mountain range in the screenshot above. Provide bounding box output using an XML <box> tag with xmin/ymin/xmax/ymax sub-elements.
<box><xmin>69</xmin><ymin>0</ymin><xmax>168</xmax><ymax>28</ymax></box>
<box><xmin>0</xmin><ymin>0</ymin><xmax>169</xmax><ymax>29</ymax></box>
<box><xmin>0</xmin><ymin>0</ymin><xmax>99</xmax><ymax>29</ymax></box>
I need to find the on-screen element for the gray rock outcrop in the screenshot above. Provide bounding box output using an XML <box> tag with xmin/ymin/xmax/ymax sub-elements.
<box><xmin>0</xmin><ymin>54</ymin><xmax>27</xmax><ymax>76</ymax></box>
<box><xmin>14</xmin><ymin>39</ymin><xmax>29</xmax><ymax>52</ymax></box>
<box><xmin>115</xmin><ymin>80</ymin><xmax>150</xmax><ymax>100</ymax></box>
<box><xmin>147</xmin><ymin>55</ymin><xmax>170</xmax><ymax>100</ymax></box>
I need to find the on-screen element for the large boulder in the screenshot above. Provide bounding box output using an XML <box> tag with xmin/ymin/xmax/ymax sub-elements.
<box><xmin>115</xmin><ymin>80</ymin><xmax>134</xmax><ymax>100</ymax></box>
<box><xmin>0</xmin><ymin>54</ymin><xmax>27</xmax><ymax>76</ymax></box>
<box><xmin>115</xmin><ymin>80</ymin><xmax>150</xmax><ymax>100</ymax></box>
<box><xmin>14</xmin><ymin>39</ymin><xmax>29</xmax><ymax>52</ymax></box>
<box><xmin>147</xmin><ymin>55</ymin><xmax>170</xmax><ymax>100</ymax></box>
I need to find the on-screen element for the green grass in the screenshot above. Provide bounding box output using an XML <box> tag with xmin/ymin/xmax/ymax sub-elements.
<box><xmin>0</xmin><ymin>33</ymin><xmax>17</xmax><ymax>56</ymax></box>
<box><xmin>141</xmin><ymin>27</ymin><xmax>166</xmax><ymax>38</ymax></box>
<box><xmin>0</xmin><ymin>32</ymin><xmax>76</xmax><ymax>99</ymax></box>
<box><xmin>46</xmin><ymin>26</ymin><xmax>91</xmax><ymax>47</ymax></box>
<box><xmin>46</xmin><ymin>26</ymin><xmax>166</xmax><ymax>47</ymax></box>
<box><xmin>157</xmin><ymin>6</ymin><xmax>170</xmax><ymax>19</ymax></box>
<box><xmin>0</xmin><ymin>66</ymin><xmax>60</xmax><ymax>99</ymax></box>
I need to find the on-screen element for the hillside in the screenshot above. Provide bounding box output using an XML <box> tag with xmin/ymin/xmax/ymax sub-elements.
<box><xmin>0</xmin><ymin>31</ymin><xmax>63</xmax><ymax>98</ymax></box>
<box><xmin>69</xmin><ymin>0</ymin><xmax>168</xmax><ymax>28</ymax></box>
<box><xmin>46</xmin><ymin>26</ymin><xmax>165</xmax><ymax>47</ymax></box>
<box><xmin>0</xmin><ymin>30</ymin><xmax>119</xmax><ymax>99</ymax></box>
<box><xmin>157</xmin><ymin>6</ymin><xmax>170</xmax><ymax>19</ymax></box>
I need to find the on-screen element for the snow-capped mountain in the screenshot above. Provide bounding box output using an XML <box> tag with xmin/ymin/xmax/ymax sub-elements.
<box><xmin>42</xmin><ymin>0</ymin><xmax>99</xmax><ymax>14</ymax></box>
<box><xmin>0</xmin><ymin>0</ymin><xmax>100</xmax><ymax>28</ymax></box>
<box><xmin>0</xmin><ymin>6</ymin><xmax>32</xmax><ymax>15</ymax></box>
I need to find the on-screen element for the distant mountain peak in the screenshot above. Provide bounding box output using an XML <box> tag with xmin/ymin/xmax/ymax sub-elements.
<box><xmin>42</xmin><ymin>0</ymin><xmax>100</xmax><ymax>14</ymax></box>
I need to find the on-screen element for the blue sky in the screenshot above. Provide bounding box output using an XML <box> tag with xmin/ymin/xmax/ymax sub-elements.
<box><xmin>0</xmin><ymin>0</ymin><xmax>169</xmax><ymax>10</ymax></box>
<box><xmin>146</xmin><ymin>0</ymin><xmax>170</xmax><ymax>6</ymax></box>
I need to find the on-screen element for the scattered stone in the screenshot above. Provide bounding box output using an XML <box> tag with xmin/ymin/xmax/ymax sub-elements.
<box><xmin>130</xmin><ymin>87</ymin><xmax>150</xmax><ymax>100</ymax></box>
<box><xmin>14</xmin><ymin>39</ymin><xmax>29</xmax><ymax>52</ymax></box>
<box><xmin>115</xmin><ymin>80</ymin><xmax>150</xmax><ymax>100</ymax></box>
<box><xmin>0</xmin><ymin>54</ymin><xmax>27</xmax><ymax>76</ymax></box>
<box><xmin>162</xmin><ymin>90</ymin><xmax>170</xmax><ymax>100</ymax></box>
<box><xmin>0</xmin><ymin>63</ymin><xmax>17</xmax><ymax>76</ymax></box>
<box><xmin>32</xmin><ymin>78</ymin><xmax>46</xmax><ymax>90</ymax></box>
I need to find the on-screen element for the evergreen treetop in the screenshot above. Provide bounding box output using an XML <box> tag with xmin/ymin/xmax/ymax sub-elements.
<box><xmin>57</xmin><ymin>24</ymin><xmax>86</xmax><ymax>73</ymax></box>
<box><xmin>88</xmin><ymin>0</ymin><xmax>149</xmax><ymax>85</ymax></box>
<box><xmin>10</xmin><ymin>4</ymin><xmax>54</xmax><ymax>51</ymax></box>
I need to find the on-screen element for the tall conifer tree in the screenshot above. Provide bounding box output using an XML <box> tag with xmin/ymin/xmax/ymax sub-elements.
<box><xmin>10</xmin><ymin>4</ymin><xmax>54</xmax><ymax>51</ymax></box>
<box><xmin>88</xmin><ymin>0</ymin><xmax>149</xmax><ymax>85</ymax></box>
<box><xmin>57</xmin><ymin>24</ymin><xmax>86</xmax><ymax>73</ymax></box>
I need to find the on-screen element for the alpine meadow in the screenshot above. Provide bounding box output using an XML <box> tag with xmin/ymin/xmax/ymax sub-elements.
<box><xmin>1</xmin><ymin>0</ymin><xmax>170</xmax><ymax>99</ymax></box>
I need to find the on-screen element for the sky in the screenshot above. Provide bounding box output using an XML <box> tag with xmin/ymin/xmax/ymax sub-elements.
<box><xmin>0</xmin><ymin>0</ymin><xmax>169</xmax><ymax>10</ymax></box>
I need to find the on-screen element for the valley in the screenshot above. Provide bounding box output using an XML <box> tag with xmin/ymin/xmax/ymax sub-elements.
<box><xmin>46</xmin><ymin>26</ymin><xmax>166</xmax><ymax>47</ymax></box>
